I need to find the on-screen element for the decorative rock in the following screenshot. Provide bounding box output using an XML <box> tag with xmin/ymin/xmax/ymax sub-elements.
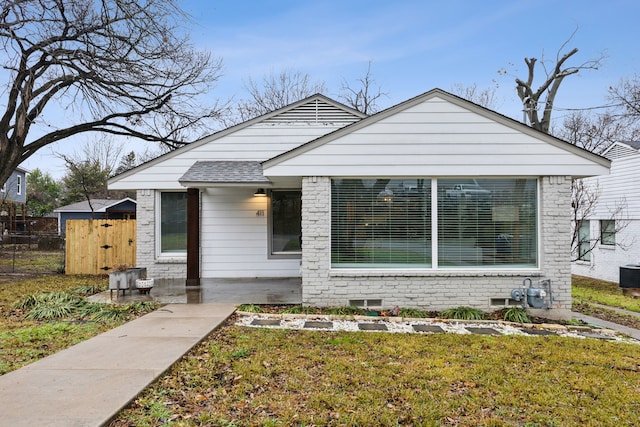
<box><xmin>413</xmin><ymin>325</ymin><xmax>445</xmax><ymax>333</ymax></box>
<box><xmin>304</xmin><ymin>321</ymin><xmax>334</xmax><ymax>329</ymax></box>
<box><xmin>358</xmin><ymin>323</ymin><xmax>388</xmax><ymax>331</ymax></box>
<box><xmin>465</xmin><ymin>327</ymin><xmax>501</xmax><ymax>336</ymax></box>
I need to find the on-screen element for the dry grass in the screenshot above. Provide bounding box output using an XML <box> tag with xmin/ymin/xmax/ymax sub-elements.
<box><xmin>110</xmin><ymin>318</ymin><xmax>640</xmax><ymax>427</ymax></box>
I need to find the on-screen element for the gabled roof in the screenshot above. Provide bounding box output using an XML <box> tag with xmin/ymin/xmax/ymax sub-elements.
<box><xmin>108</xmin><ymin>94</ymin><xmax>366</xmax><ymax>186</ymax></box>
<box><xmin>263</xmin><ymin>88</ymin><xmax>611</xmax><ymax>172</ymax></box>
<box><xmin>54</xmin><ymin>198</ymin><xmax>136</xmax><ymax>213</ymax></box>
<box><xmin>178</xmin><ymin>161</ymin><xmax>271</xmax><ymax>187</ymax></box>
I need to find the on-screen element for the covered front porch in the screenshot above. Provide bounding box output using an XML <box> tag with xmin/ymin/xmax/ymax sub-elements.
<box><xmin>104</xmin><ymin>277</ymin><xmax>302</xmax><ymax>305</ymax></box>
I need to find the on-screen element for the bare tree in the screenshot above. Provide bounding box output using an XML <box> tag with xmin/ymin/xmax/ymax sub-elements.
<box><xmin>235</xmin><ymin>70</ymin><xmax>327</xmax><ymax>122</ymax></box>
<box><xmin>507</xmin><ymin>31</ymin><xmax>604</xmax><ymax>133</ymax></box>
<box><xmin>570</xmin><ymin>179</ymin><xmax>628</xmax><ymax>262</ymax></box>
<box><xmin>609</xmin><ymin>74</ymin><xmax>640</xmax><ymax>122</ymax></box>
<box><xmin>339</xmin><ymin>61</ymin><xmax>387</xmax><ymax>114</ymax></box>
<box><xmin>553</xmin><ymin>111</ymin><xmax>633</xmax><ymax>155</ymax></box>
<box><xmin>450</xmin><ymin>82</ymin><xmax>499</xmax><ymax>110</ymax></box>
<box><xmin>58</xmin><ymin>138</ymin><xmax>137</xmax><ymax>204</ymax></box>
<box><xmin>0</xmin><ymin>0</ymin><xmax>225</xmax><ymax>189</ymax></box>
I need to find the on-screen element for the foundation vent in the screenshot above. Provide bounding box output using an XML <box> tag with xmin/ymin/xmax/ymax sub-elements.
<box><xmin>349</xmin><ymin>299</ymin><xmax>382</xmax><ymax>308</ymax></box>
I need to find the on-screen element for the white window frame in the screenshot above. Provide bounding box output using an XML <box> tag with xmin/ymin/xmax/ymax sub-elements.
<box><xmin>268</xmin><ymin>189</ymin><xmax>302</xmax><ymax>259</ymax></box>
<box><xmin>577</xmin><ymin>220</ymin><xmax>591</xmax><ymax>262</ymax></box>
<box><xmin>16</xmin><ymin>176</ymin><xmax>22</xmax><ymax>195</ymax></box>
<box><xmin>155</xmin><ymin>190</ymin><xmax>188</xmax><ymax>260</ymax></box>
<box><xmin>330</xmin><ymin>177</ymin><xmax>540</xmax><ymax>271</ymax></box>
<box><xmin>599</xmin><ymin>219</ymin><xmax>615</xmax><ymax>247</ymax></box>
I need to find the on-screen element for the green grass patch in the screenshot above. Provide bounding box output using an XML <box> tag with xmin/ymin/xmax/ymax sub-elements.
<box><xmin>112</xmin><ymin>324</ymin><xmax>640</xmax><ymax>426</ymax></box>
<box><xmin>572</xmin><ymin>275</ymin><xmax>640</xmax><ymax>313</ymax></box>
<box><xmin>0</xmin><ymin>275</ymin><xmax>159</xmax><ymax>376</ymax></box>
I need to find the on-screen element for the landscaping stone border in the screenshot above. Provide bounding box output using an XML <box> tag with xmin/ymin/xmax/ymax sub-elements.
<box><xmin>236</xmin><ymin>312</ymin><xmax>639</xmax><ymax>344</ymax></box>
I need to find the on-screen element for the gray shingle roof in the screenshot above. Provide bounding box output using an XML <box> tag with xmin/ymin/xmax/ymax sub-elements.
<box><xmin>54</xmin><ymin>198</ymin><xmax>136</xmax><ymax>213</ymax></box>
<box><xmin>178</xmin><ymin>161</ymin><xmax>271</xmax><ymax>185</ymax></box>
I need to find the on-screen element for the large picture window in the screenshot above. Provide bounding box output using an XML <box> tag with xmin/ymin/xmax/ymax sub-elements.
<box><xmin>331</xmin><ymin>179</ymin><xmax>432</xmax><ymax>267</ymax></box>
<box><xmin>438</xmin><ymin>179</ymin><xmax>537</xmax><ymax>267</ymax></box>
<box><xmin>331</xmin><ymin>178</ymin><xmax>538</xmax><ymax>269</ymax></box>
<box><xmin>270</xmin><ymin>190</ymin><xmax>302</xmax><ymax>256</ymax></box>
<box><xmin>160</xmin><ymin>192</ymin><xmax>187</xmax><ymax>254</ymax></box>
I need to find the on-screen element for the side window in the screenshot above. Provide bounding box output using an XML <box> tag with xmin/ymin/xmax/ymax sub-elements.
<box><xmin>16</xmin><ymin>176</ymin><xmax>22</xmax><ymax>195</ymax></box>
<box><xmin>578</xmin><ymin>220</ymin><xmax>591</xmax><ymax>261</ymax></box>
<box><xmin>270</xmin><ymin>190</ymin><xmax>302</xmax><ymax>257</ymax></box>
<box><xmin>159</xmin><ymin>192</ymin><xmax>187</xmax><ymax>254</ymax></box>
<box><xmin>600</xmin><ymin>220</ymin><xmax>615</xmax><ymax>246</ymax></box>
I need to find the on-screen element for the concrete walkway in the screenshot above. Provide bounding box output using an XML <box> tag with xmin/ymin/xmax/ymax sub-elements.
<box><xmin>0</xmin><ymin>303</ymin><xmax>236</xmax><ymax>427</ymax></box>
<box><xmin>572</xmin><ymin>305</ymin><xmax>640</xmax><ymax>340</ymax></box>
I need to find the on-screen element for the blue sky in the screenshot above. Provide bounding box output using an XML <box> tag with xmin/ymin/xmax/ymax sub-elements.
<box><xmin>20</xmin><ymin>0</ymin><xmax>640</xmax><ymax>178</ymax></box>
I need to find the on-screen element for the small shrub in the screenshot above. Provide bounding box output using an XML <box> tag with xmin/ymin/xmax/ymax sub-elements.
<box><xmin>231</xmin><ymin>348</ymin><xmax>250</xmax><ymax>359</ymax></box>
<box><xmin>21</xmin><ymin>293</ymin><xmax>86</xmax><ymax>320</ymax></box>
<box><xmin>398</xmin><ymin>307</ymin><xmax>431</xmax><ymax>318</ymax></box>
<box><xmin>281</xmin><ymin>305</ymin><xmax>320</xmax><ymax>314</ymax></box>
<box><xmin>13</xmin><ymin>294</ymin><xmax>40</xmax><ymax>310</ymax></box>
<box><xmin>440</xmin><ymin>306</ymin><xmax>485</xmax><ymax>320</ymax></box>
<box><xmin>72</xmin><ymin>285</ymin><xmax>106</xmax><ymax>296</ymax></box>
<box><xmin>324</xmin><ymin>306</ymin><xmax>366</xmax><ymax>316</ymax></box>
<box><xmin>90</xmin><ymin>304</ymin><xmax>131</xmax><ymax>321</ymax></box>
<box><xmin>502</xmin><ymin>307</ymin><xmax>531</xmax><ymax>323</ymax></box>
<box><xmin>237</xmin><ymin>304</ymin><xmax>264</xmax><ymax>313</ymax></box>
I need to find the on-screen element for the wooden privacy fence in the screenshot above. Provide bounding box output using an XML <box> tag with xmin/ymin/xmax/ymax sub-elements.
<box><xmin>65</xmin><ymin>219</ymin><xmax>136</xmax><ymax>275</ymax></box>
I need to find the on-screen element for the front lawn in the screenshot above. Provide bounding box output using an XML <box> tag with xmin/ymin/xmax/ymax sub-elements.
<box><xmin>572</xmin><ymin>275</ymin><xmax>640</xmax><ymax>329</ymax></box>
<box><xmin>0</xmin><ymin>275</ymin><xmax>158</xmax><ymax>375</ymax></box>
<box><xmin>111</xmin><ymin>321</ymin><xmax>640</xmax><ymax>426</ymax></box>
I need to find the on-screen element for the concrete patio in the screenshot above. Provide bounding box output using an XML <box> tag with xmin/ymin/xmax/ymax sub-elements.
<box><xmin>101</xmin><ymin>277</ymin><xmax>302</xmax><ymax>305</ymax></box>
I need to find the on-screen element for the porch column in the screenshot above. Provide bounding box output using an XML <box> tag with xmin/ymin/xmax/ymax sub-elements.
<box><xmin>186</xmin><ymin>187</ymin><xmax>200</xmax><ymax>287</ymax></box>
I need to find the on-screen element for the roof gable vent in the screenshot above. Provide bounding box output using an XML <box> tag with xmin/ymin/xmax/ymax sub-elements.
<box><xmin>264</xmin><ymin>99</ymin><xmax>362</xmax><ymax>125</ymax></box>
<box><xmin>604</xmin><ymin>143</ymin><xmax>640</xmax><ymax>160</ymax></box>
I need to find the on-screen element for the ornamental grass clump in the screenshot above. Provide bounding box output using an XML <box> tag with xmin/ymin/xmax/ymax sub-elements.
<box><xmin>502</xmin><ymin>307</ymin><xmax>531</xmax><ymax>323</ymax></box>
<box><xmin>440</xmin><ymin>306</ymin><xmax>486</xmax><ymax>320</ymax></box>
<box><xmin>17</xmin><ymin>292</ymin><xmax>86</xmax><ymax>320</ymax></box>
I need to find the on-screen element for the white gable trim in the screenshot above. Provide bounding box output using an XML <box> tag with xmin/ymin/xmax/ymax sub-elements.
<box><xmin>263</xmin><ymin>89</ymin><xmax>610</xmax><ymax>178</ymax></box>
<box><xmin>108</xmin><ymin>94</ymin><xmax>365</xmax><ymax>186</ymax></box>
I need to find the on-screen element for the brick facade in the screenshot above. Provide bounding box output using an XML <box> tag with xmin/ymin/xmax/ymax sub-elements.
<box><xmin>135</xmin><ymin>190</ymin><xmax>186</xmax><ymax>279</ymax></box>
<box><xmin>301</xmin><ymin>176</ymin><xmax>572</xmax><ymax>318</ymax></box>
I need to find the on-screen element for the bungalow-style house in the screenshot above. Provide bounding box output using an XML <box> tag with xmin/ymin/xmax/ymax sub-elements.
<box><xmin>108</xmin><ymin>89</ymin><xmax>609</xmax><ymax>318</ymax></box>
<box><xmin>54</xmin><ymin>198</ymin><xmax>137</xmax><ymax>236</ymax></box>
<box><xmin>572</xmin><ymin>141</ymin><xmax>640</xmax><ymax>283</ymax></box>
<box><xmin>0</xmin><ymin>166</ymin><xmax>28</xmax><ymax>234</ymax></box>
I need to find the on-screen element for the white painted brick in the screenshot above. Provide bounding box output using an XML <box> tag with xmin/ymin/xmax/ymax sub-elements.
<box><xmin>301</xmin><ymin>177</ymin><xmax>572</xmax><ymax>314</ymax></box>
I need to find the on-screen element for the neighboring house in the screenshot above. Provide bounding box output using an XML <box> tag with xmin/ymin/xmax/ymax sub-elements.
<box><xmin>572</xmin><ymin>141</ymin><xmax>640</xmax><ymax>283</ymax></box>
<box><xmin>108</xmin><ymin>89</ymin><xmax>609</xmax><ymax>318</ymax></box>
<box><xmin>54</xmin><ymin>198</ymin><xmax>137</xmax><ymax>236</ymax></box>
<box><xmin>0</xmin><ymin>167</ymin><xmax>28</xmax><ymax>234</ymax></box>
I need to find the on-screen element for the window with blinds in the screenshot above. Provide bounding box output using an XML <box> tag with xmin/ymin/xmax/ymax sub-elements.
<box><xmin>437</xmin><ymin>179</ymin><xmax>537</xmax><ymax>267</ymax></box>
<box><xmin>331</xmin><ymin>178</ymin><xmax>538</xmax><ymax>269</ymax></box>
<box><xmin>331</xmin><ymin>179</ymin><xmax>432</xmax><ymax>267</ymax></box>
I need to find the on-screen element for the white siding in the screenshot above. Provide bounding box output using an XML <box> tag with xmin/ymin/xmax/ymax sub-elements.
<box><xmin>110</xmin><ymin>124</ymin><xmax>346</xmax><ymax>190</ymax></box>
<box><xmin>264</xmin><ymin>97</ymin><xmax>609</xmax><ymax>177</ymax></box>
<box><xmin>572</xmin><ymin>155</ymin><xmax>640</xmax><ymax>283</ymax></box>
<box><xmin>572</xmin><ymin>220</ymin><xmax>640</xmax><ymax>283</ymax></box>
<box><xmin>586</xmin><ymin>155</ymin><xmax>640</xmax><ymax>219</ymax></box>
<box><xmin>200</xmin><ymin>188</ymin><xmax>300</xmax><ymax>278</ymax></box>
